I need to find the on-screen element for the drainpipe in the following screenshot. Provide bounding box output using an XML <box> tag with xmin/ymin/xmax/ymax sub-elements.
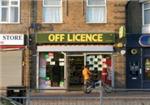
<box><xmin>29</xmin><ymin>0</ymin><xmax>37</xmax><ymax>89</ymax></box>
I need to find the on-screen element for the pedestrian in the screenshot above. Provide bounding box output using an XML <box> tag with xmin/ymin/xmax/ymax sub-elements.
<box><xmin>82</xmin><ymin>65</ymin><xmax>92</xmax><ymax>85</ymax></box>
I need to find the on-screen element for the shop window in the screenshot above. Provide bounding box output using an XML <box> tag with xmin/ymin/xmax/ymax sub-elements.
<box><xmin>43</xmin><ymin>0</ymin><xmax>62</xmax><ymax>23</ymax></box>
<box><xmin>39</xmin><ymin>52</ymin><xmax>64</xmax><ymax>88</ymax></box>
<box><xmin>86</xmin><ymin>0</ymin><xmax>106</xmax><ymax>23</ymax></box>
<box><xmin>143</xmin><ymin>2</ymin><xmax>150</xmax><ymax>25</ymax></box>
<box><xmin>144</xmin><ymin>58</ymin><xmax>150</xmax><ymax>80</ymax></box>
<box><xmin>86</xmin><ymin>54</ymin><xmax>98</xmax><ymax>80</ymax></box>
<box><xmin>86</xmin><ymin>54</ymin><xmax>103</xmax><ymax>72</ymax></box>
<box><xmin>0</xmin><ymin>0</ymin><xmax>20</xmax><ymax>23</ymax></box>
<box><xmin>86</xmin><ymin>54</ymin><xmax>102</xmax><ymax>82</ymax></box>
<box><xmin>86</xmin><ymin>54</ymin><xmax>111</xmax><ymax>82</ymax></box>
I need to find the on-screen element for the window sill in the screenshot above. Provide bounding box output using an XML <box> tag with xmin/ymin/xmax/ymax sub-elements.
<box><xmin>139</xmin><ymin>0</ymin><xmax>149</xmax><ymax>3</ymax></box>
<box><xmin>0</xmin><ymin>22</ymin><xmax>20</xmax><ymax>24</ymax></box>
<box><xmin>142</xmin><ymin>25</ymin><xmax>150</xmax><ymax>33</ymax></box>
<box><xmin>143</xmin><ymin>24</ymin><xmax>150</xmax><ymax>27</ymax></box>
<box><xmin>86</xmin><ymin>21</ymin><xmax>107</xmax><ymax>24</ymax></box>
<box><xmin>42</xmin><ymin>22</ymin><xmax>63</xmax><ymax>24</ymax></box>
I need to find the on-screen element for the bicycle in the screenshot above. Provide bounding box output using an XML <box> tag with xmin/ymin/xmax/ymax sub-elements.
<box><xmin>83</xmin><ymin>80</ymin><xmax>101</xmax><ymax>94</ymax></box>
<box><xmin>83</xmin><ymin>76</ymin><xmax>112</xmax><ymax>94</ymax></box>
<box><xmin>83</xmin><ymin>74</ymin><xmax>101</xmax><ymax>94</ymax></box>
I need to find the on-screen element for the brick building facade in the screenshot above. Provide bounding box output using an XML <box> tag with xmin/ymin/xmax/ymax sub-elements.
<box><xmin>0</xmin><ymin>0</ymin><xmax>31</xmax><ymax>88</ymax></box>
<box><xmin>36</xmin><ymin>0</ymin><xmax>126</xmax><ymax>33</ymax></box>
<box><xmin>34</xmin><ymin>0</ymin><xmax>127</xmax><ymax>90</ymax></box>
<box><xmin>0</xmin><ymin>0</ymin><xmax>127</xmax><ymax>90</ymax></box>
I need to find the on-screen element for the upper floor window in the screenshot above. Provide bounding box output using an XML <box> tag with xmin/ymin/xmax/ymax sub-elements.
<box><xmin>0</xmin><ymin>0</ymin><xmax>20</xmax><ymax>23</ymax></box>
<box><xmin>43</xmin><ymin>0</ymin><xmax>62</xmax><ymax>23</ymax></box>
<box><xmin>143</xmin><ymin>2</ymin><xmax>150</xmax><ymax>25</ymax></box>
<box><xmin>86</xmin><ymin>0</ymin><xmax>106</xmax><ymax>23</ymax></box>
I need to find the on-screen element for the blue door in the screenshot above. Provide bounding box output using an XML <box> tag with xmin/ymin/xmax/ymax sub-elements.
<box><xmin>126</xmin><ymin>48</ymin><xmax>142</xmax><ymax>88</ymax></box>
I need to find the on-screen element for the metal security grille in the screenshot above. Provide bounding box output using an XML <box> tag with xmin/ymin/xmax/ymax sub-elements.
<box><xmin>0</xmin><ymin>50</ymin><xmax>22</xmax><ymax>88</ymax></box>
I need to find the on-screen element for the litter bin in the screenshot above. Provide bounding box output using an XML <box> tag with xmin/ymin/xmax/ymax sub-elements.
<box><xmin>7</xmin><ymin>86</ymin><xmax>26</xmax><ymax>104</ymax></box>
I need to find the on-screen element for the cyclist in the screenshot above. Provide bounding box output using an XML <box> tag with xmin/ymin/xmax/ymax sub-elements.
<box><xmin>82</xmin><ymin>65</ymin><xmax>92</xmax><ymax>86</ymax></box>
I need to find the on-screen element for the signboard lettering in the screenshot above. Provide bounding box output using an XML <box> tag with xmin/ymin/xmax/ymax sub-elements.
<box><xmin>36</xmin><ymin>33</ymin><xmax>115</xmax><ymax>44</ymax></box>
<box><xmin>0</xmin><ymin>34</ymin><xmax>24</xmax><ymax>45</ymax></box>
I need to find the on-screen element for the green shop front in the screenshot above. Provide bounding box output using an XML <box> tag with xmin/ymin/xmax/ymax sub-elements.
<box><xmin>36</xmin><ymin>33</ymin><xmax>115</xmax><ymax>91</ymax></box>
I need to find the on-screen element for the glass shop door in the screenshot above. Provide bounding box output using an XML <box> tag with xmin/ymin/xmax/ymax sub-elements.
<box><xmin>66</xmin><ymin>55</ymin><xmax>84</xmax><ymax>91</ymax></box>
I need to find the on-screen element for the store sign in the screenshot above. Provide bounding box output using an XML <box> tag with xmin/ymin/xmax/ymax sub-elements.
<box><xmin>36</xmin><ymin>33</ymin><xmax>115</xmax><ymax>44</ymax></box>
<box><xmin>139</xmin><ymin>35</ymin><xmax>150</xmax><ymax>47</ymax></box>
<box><xmin>0</xmin><ymin>34</ymin><xmax>24</xmax><ymax>45</ymax></box>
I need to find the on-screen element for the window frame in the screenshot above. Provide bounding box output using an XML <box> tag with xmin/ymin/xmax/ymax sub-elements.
<box><xmin>86</xmin><ymin>0</ymin><xmax>107</xmax><ymax>23</ymax></box>
<box><xmin>42</xmin><ymin>0</ymin><xmax>63</xmax><ymax>24</ymax></box>
<box><xmin>142</xmin><ymin>1</ymin><xmax>150</xmax><ymax>26</ymax></box>
<box><xmin>0</xmin><ymin>0</ymin><xmax>20</xmax><ymax>24</ymax></box>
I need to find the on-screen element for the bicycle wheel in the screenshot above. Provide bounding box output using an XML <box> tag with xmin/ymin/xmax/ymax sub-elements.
<box><xmin>103</xmin><ymin>84</ymin><xmax>112</xmax><ymax>93</ymax></box>
<box><xmin>83</xmin><ymin>82</ymin><xmax>92</xmax><ymax>94</ymax></box>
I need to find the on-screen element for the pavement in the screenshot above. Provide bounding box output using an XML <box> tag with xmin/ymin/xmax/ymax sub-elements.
<box><xmin>27</xmin><ymin>90</ymin><xmax>150</xmax><ymax>105</ymax></box>
<box><xmin>2</xmin><ymin>90</ymin><xmax>150</xmax><ymax>105</ymax></box>
<box><xmin>31</xmin><ymin>91</ymin><xmax>99</xmax><ymax>97</ymax></box>
<box><xmin>31</xmin><ymin>89</ymin><xmax>150</xmax><ymax>96</ymax></box>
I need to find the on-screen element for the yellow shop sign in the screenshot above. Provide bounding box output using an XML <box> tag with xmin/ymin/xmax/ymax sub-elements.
<box><xmin>36</xmin><ymin>33</ymin><xmax>115</xmax><ymax>44</ymax></box>
<box><xmin>48</xmin><ymin>33</ymin><xmax>103</xmax><ymax>42</ymax></box>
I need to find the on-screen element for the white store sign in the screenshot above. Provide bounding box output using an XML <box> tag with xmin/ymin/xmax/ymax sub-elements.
<box><xmin>0</xmin><ymin>34</ymin><xmax>24</xmax><ymax>45</ymax></box>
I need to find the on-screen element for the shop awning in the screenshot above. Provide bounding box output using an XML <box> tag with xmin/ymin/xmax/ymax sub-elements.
<box><xmin>37</xmin><ymin>45</ymin><xmax>114</xmax><ymax>52</ymax></box>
